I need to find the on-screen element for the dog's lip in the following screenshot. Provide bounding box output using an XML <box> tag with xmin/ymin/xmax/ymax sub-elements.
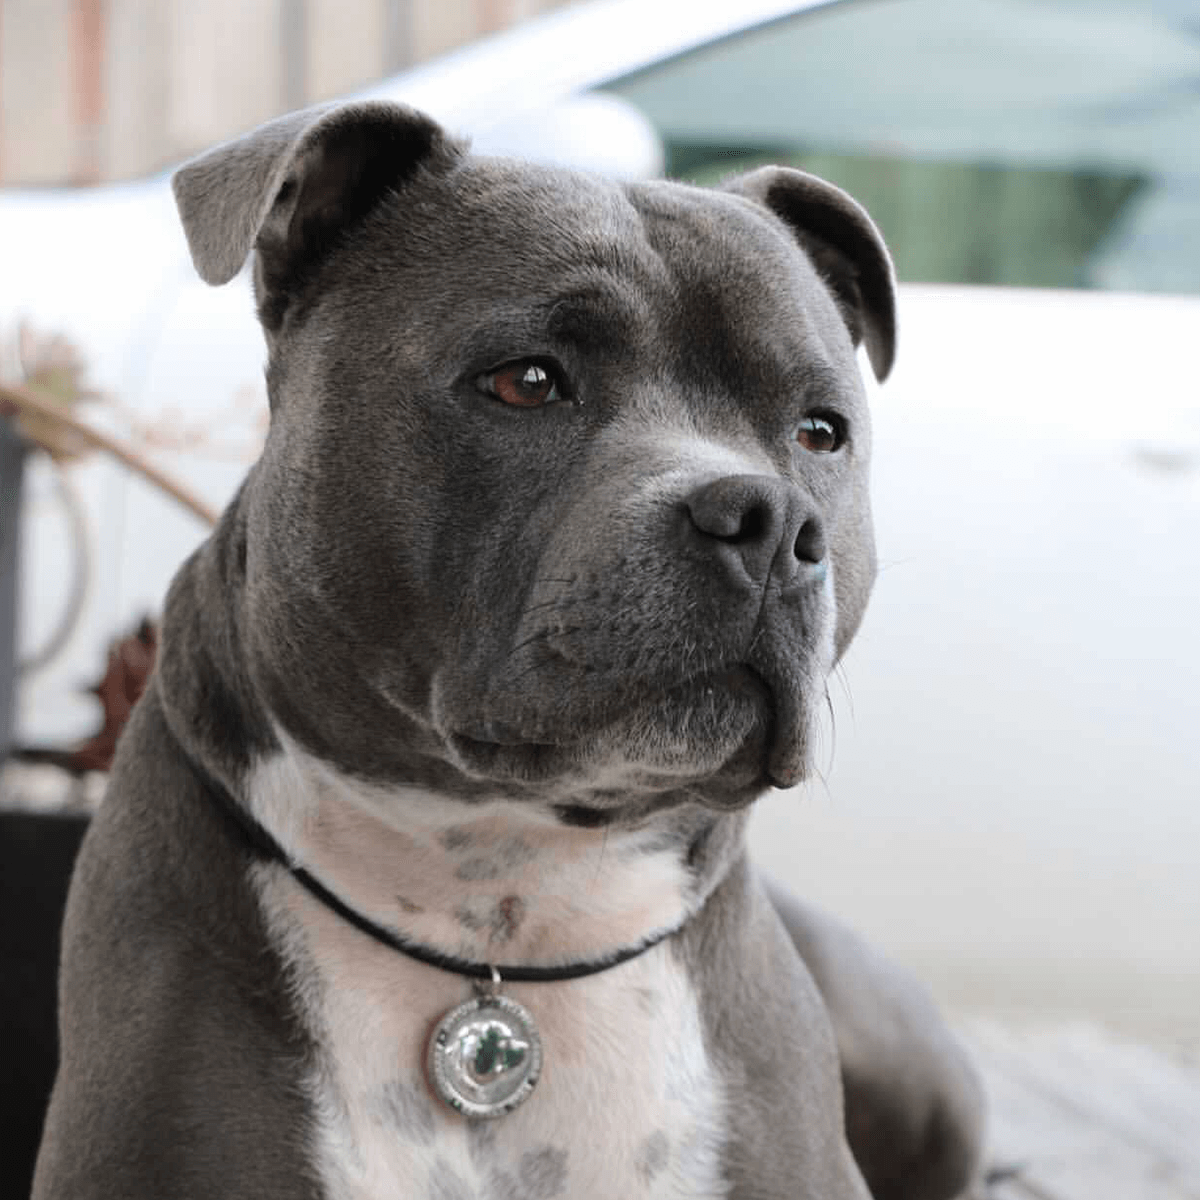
<box><xmin>450</xmin><ymin>663</ymin><xmax>771</xmax><ymax>768</ymax></box>
<box><xmin>743</xmin><ymin>646</ymin><xmax>813</xmax><ymax>790</ymax></box>
<box><xmin>447</xmin><ymin>658</ymin><xmax>812</xmax><ymax>797</ymax></box>
<box><xmin>453</xmin><ymin>722</ymin><xmax>562</xmax><ymax>748</ymax></box>
<box><xmin>461</xmin><ymin>663</ymin><xmax>764</xmax><ymax>746</ymax></box>
<box><xmin>719</xmin><ymin>662</ymin><xmax>802</xmax><ymax>791</ymax></box>
<box><xmin>446</xmin><ymin>733</ymin><xmax>569</xmax><ymax>786</ymax></box>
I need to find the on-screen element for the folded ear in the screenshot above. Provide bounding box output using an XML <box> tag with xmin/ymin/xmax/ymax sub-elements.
<box><xmin>724</xmin><ymin>166</ymin><xmax>896</xmax><ymax>381</ymax></box>
<box><xmin>172</xmin><ymin>101</ymin><xmax>462</xmax><ymax>328</ymax></box>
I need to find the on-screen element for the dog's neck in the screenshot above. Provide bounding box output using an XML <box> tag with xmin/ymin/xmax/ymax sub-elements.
<box><xmin>245</xmin><ymin>739</ymin><xmax>743</xmax><ymax>970</ymax></box>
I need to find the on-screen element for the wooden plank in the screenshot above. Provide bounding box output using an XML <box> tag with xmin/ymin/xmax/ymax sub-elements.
<box><xmin>964</xmin><ymin>1020</ymin><xmax>1200</xmax><ymax>1200</ymax></box>
<box><xmin>307</xmin><ymin>0</ymin><xmax>388</xmax><ymax>103</ymax></box>
<box><xmin>0</xmin><ymin>0</ymin><xmax>74</xmax><ymax>183</ymax></box>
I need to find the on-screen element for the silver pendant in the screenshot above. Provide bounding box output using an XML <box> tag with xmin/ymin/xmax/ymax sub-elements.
<box><xmin>426</xmin><ymin>974</ymin><xmax>542</xmax><ymax>1119</ymax></box>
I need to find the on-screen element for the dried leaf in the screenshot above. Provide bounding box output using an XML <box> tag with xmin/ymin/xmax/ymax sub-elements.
<box><xmin>6</xmin><ymin>320</ymin><xmax>107</xmax><ymax>463</ymax></box>
<box><xmin>70</xmin><ymin>618</ymin><xmax>159</xmax><ymax>773</ymax></box>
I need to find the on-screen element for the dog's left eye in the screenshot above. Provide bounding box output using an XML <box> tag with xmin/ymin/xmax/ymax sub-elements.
<box><xmin>479</xmin><ymin>360</ymin><xmax>566</xmax><ymax>408</ymax></box>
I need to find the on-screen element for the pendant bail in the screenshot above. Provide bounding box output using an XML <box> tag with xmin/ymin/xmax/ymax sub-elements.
<box><xmin>474</xmin><ymin>964</ymin><xmax>502</xmax><ymax>998</ymax></box>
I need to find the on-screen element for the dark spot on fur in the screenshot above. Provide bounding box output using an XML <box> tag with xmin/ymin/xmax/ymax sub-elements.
<box><xmin>467</xmin><ymin>1118</ymin><xmax>497</xmax><ymax>1170</ymax></box>
<box><xmin>456</xmin><ymin>856</ymin><xmax>502</xmax><ymax>881</ymax></box>
<box><xmin>395</xmin><ymin>894</ymin><xmax>425</xmax><ymax>914</ymax></box>
<box><xmin>456</xmin><ymin>837</ymin><xmax>535</xmax><ymax>880</ymax></box>
<box><xmin>484</xmin><ymin>1169</ymin><xmax>518</xmax><ymax>1200</ymax></box>
<box><xmin>456</xmin><ymin>901</ymin><xmax>489</xmax><ymax>934</ymax></box>
<box><xmin>635</xmin><ymin>1130</ymin><xmax>669</xmax><ymax>1184</ymax></box>
<box><xmin>517</xmin><ymin>1146</ymin><xmax>568</xmax><ymax>1198</ymax></box>
<box><xmin>455</xmin><ymin>895</ymin><xmax>526</xmax><ymax>944</ymax></box>
<box><xmin>499</xmin><ymin>837</ymin><xmax>536</xmax><ymax>868</ymax></box>
<box><xmin>495</xmin><ymin>895</ymin><xmax>525</xmax><ymax>943</ymax></box>
<box><xmin>440</xmin><ymin>827</ymin><xmax>474</xmax><ymax>852</ymax></box>
<box><xmin>428</xmin><ymin>1158</ymin><xmax>473</xmax><ymax>1200</ymax></box>
<box><xmin>377</xmin><ymin>1076</ymin><xmax>434</xmax><ymax>1145</ymax></box>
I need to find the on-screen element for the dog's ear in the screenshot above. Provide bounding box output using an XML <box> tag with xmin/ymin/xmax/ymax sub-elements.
<box><xmin>172</xmin><ymin>101</ymin><xmax>461</xmax><ymax>326</ymax></box>
<box><xmin>725</xmin><ymin>166</ymin><xmax>896</xmax><ymax>381</ymax></box>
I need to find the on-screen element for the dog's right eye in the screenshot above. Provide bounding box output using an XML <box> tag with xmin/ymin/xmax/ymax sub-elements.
<box><xmin>796</xmin><ymin>413</ymin><xmax>846</xmax><ymax>453</ymax></box>
<box><xmin>478</xmin><ymin>360</ymin><xmax>567</xmax><ymax>408</ymax></box>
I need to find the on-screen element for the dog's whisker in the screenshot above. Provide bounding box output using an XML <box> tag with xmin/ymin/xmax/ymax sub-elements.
<box><xmin>810</xmin><ymin>759</ymin><xmax>834</xmax><ymax>805</ymax></box>
<box><xmin>833</xmin><ymin>663</ymin><xmax>857</xmax><ymax>724</ymax></box>
<box><xmin>822</xmin><ymin>681</ymin><xmax>838</xmax><ymax>779</ymax></box>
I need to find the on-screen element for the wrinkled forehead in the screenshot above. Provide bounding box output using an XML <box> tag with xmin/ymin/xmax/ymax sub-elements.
<box><xmin>624</xmin><ymin>178</ymin><xmax>856</xmax><ymax>385</ymax></box>
<box><xmin>398</xmin><ymin>160</ymin><xmax>811</xmax><ymax>303</ymax></box>
<box><xmin>346</xmin><ymin>159</ymin><xmax>853</xmax><ymax>391</ymax></box>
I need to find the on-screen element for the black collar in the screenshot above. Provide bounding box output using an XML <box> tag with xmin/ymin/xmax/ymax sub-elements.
<box><xmin>198</xmin><ymin>759</ymin><xmax>684</xmax><ymax>984</ymax></box>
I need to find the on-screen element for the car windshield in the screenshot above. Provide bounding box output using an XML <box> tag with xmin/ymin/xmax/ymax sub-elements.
<box><xmin>599</xmin><ymin>0</ymin><xmax>1200</xmax><ymax>295</ymax></box>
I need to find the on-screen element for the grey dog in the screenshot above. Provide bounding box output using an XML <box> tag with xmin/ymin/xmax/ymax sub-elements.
<box><xmin>33</xmin><ymin>101</ymin><xmax>984</xmax><ymax>1199</ymax></box>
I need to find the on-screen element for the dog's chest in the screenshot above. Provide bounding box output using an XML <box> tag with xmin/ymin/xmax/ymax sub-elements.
<box><xmin>306</xmin><ymin>943</ymin><xmax>724</xmax><ymax>1199</ymax></box>
<box><xmin>253</xmin><ymin>833</ymin><xmax>728</xmax><ymax>1199</ymax></box>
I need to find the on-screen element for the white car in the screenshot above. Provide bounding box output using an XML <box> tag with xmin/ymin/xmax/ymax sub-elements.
<box><xmin>3</xmin><ymin>0</ymin><xmax>1198</xmax><ymax>1041</ymax></box>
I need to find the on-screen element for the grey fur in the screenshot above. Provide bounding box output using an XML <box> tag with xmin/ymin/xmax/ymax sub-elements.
<box><xmin>34</xmin><ymin>100</ymin><xmax>983</xmax><ymax>1199</ymax></box>
<box><xmin>454</xmin><ymin>836</ymin><xmax>536</xmax><ymax>881</ymax></box>
<box><xmin>440</xmin><ymin>828</ymin><xmax>476</xmax><ymax>852</ymax></box>
<box><xmin>466</xmin><ymin>1118</ymin><xmax>498</xmax><ymax>1171</ymax></box>
<box><xmin>428</xmin><ymin>1159</ymin><xmax>474</xmax><ymax>1200</ymax></box>
<box><xmin>516</xmin><ymin>1146</ymin><xmax>569</xmax><ymax>1198</ymax></box>
<box><xmin>454</xmin><ymin>895</ymin><xmax>526</xmax><ymax>944</ymax></box>
<box><xmin>765</xmin><ymin>879</ymin><xmax>987</xmax><ymax>1200</ymax></box>
<box><xmin>455</xmin><ymin>857</ymin><xmax>506</xmax><ymax>882</ymax></box>
<box><xmin>480</xmin><ymin>1145</ymin><xmax>569</xmax><ymax>1200</ymax></box>
<box><xmin>482</xmin><ymin>1171</ymin><xmax>520</xmax><ymax>1200</ymax></box>
<box><xmin>635</xmin><ymin>1130</ymin><xmax>670</xmax><ymax>1184</ymax></box>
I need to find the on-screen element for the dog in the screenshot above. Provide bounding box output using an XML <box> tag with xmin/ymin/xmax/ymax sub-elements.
<box><xmin>32</xmin><ymin>101</ymin><xmax>984</xmax><ymax>1199</ymax></box>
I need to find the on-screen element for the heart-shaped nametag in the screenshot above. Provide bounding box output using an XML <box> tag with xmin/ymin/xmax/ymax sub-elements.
<box><xmin>464</xmin><ymin>1023</ymin><xmax>529</xmax><ymax>1082</ymax></box>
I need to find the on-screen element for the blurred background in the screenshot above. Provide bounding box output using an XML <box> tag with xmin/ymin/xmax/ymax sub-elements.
<box><xmin>2</xmin><ymin>2</ymin><xmax>1199</xmax><ymax>1174</ymax></box>
<box><xmin>0</xmin><ymin>0</ymin><xmax>573</xmax><ymax>185</ymax></box>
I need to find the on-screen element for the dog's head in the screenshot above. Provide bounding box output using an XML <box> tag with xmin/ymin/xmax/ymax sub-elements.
<box><xmin>171</xmin><ymin>102</ymin><xmax>894</xmax><ymax>818</ymax></box>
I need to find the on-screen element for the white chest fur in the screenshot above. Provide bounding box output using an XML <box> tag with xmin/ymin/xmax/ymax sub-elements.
<box><xmin>249</xmin><ymin>751</ymin><xmax>729</xmax><ymax>1200</ymax></box>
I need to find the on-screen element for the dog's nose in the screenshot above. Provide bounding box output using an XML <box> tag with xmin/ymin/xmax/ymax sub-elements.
<box><xmin>683</xmin><ymin>474</ymin><xmax>827</xmax><ymax>591</ymax></box>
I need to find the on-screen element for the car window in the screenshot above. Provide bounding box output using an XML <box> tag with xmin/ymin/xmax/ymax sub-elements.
<box><xmin>599</xmin><ymin>0</ymin><xmax>1200</xmax><ymax>295</ymax></box>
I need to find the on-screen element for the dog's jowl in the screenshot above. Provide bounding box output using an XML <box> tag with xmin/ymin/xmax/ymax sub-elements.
<box><xmin>33</xmin><ymin>102</ymin><xmax>985</xmax><ymax>1200</ymax></box>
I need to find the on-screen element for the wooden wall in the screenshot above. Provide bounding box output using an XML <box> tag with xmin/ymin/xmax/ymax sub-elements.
<box><xmin>0</xmin><ymin>0</ymin><xmax>567</xmax><ymax>184</ymax></box>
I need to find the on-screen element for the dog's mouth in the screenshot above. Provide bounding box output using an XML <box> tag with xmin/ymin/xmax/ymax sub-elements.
<box><xmin>447</xmin><ymin>656</ymin><xmax>813</xmax><ymax>803</ymax></box>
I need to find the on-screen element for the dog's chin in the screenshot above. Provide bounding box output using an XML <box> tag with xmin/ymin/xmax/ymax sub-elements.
<box><xmin>447</xmin><ymin>665</ymin><xmax>811</xmax><ymax>807</ymax></box>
